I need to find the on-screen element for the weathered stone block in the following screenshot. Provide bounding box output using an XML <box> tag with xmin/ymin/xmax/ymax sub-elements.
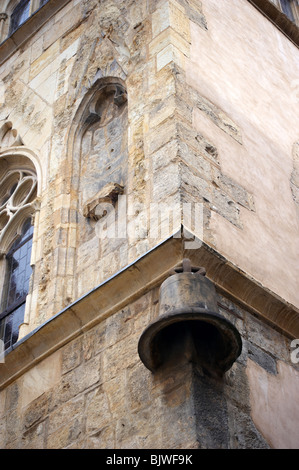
<box><xmin>21</xmin><ymin>352</ymin><xmax>62</xmax><ymax>409</ymax></box>
<box><xmin>47</xmin><ymin>416</ymin><xmax>83</xmax><ymax>449</ymax></box>
<box><xmin>29</xmin><ymin>41</ymin><xmax>60</xmax><ymax>81</ymax></box>
<box><xmin>179</xmin><ymin>141</ymin><xmax>212</xmax><ymax>180</ymax></box>
<box><xmin>211</xmin><ymin>185</ymin><xmax>242</xmax><ymax>228</ymax></box>
<box><xmin>86</xmin><ymin>387</ymin><xmax>112</xmax><ymax>434</ymax></box>
<box><xmin>0</xmin><ymin>0</ymin><xmax>297</xmax><ymax>452</ymax></box>
<box><xmin>103</xmin><ymin>374</ymin><xmax>126</xmax><ymax>417</ymax></box>
<box><xmin>181</xmin><ymin>163</ymin><xmax>211</xmax><ymax>202</ymax></box>
<box><xmin>104</xmin><ymin>307</ymin><xmax>132</xmax><ymax>348</ymax></box>
<box><xmin>157</xmin><ymin>43</ymin><xmax>186</xmax><ymax>71</ymax></box>
<box><xmin>102</xmin><ymin>334</ymin><xmax>139</xmax><ymax>383</ymax></box>
<box><xmin>152</xmin><ymin>0</ymin><xmax>190</xmax><ymax>43</ymax></box>
<box><xmin>62</xmin><ymin>337</ymin><xmax>83</xmax><ymax>375</ymax></box>
<box><xmin>48</xmin><ymin>395</ymin><xmax>84</xmax><ymax>435</ymax></box>
<box><xmin>23</xmin><ymin>392</ymin><xmax>49</xmax><ymax>430</ymax></box>
<box><xmin>152</xmin><ymin>162</ymin><xmax>181</xmax><ymax>201</ymax></box>
<box><xmin>194</xmin><ymin>94</ymin><xmax>243</xmax><ymax>145</ymax></box>
<box><xmin>21</xmin><ymin>421</ymin><xmax>46</xmax><ymax>449</ymax></box>
<box><xmin>83</xmin><ymin>322</ymin><xmax>106</xmax><ymax>361</ymax></box>
<box><xmin>58</xmin><ymin>356</ymin><xmax>101</xmax><ymax>404</ymax></box>
<box><xmin>227</xmin><ymin>403</ymin><xmax>270</xmax><ymax>449</ymax></box>
<box><xmin>84</xmin><ymin>425</ymin><xmax>115</xmax><ymax>449</ymax></box>
<box><xmin>149</xmin><ymin>27</ymin><xmax>190</xmax><ymax>59</ymax></box>
<box><xmin>212</xmin><ymin>168</ymin><xmax>255</xmax><ymax>212</ymax></box>
<box><xmin>247</xmin><ymin>342</ymin><xmax>277</xmax><ymax>375</ymax></box>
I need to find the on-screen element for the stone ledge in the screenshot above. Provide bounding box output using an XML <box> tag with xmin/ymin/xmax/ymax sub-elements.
<box><xmin>0</xmin><ymin>0</ymin><xmax>72</xmax><ymax>66</ymax></box>
<box><xmin>0</xmin><ymin>228</ymin><xmax>298</xmax><ymax>390</ymax></box>
<box><xmin>248</xmin><ymin>0</ymin><xmax>299</xmax><ymax>47</ymax></box>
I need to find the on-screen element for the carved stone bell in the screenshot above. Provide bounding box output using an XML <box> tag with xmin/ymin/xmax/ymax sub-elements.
<box><xmin>138</xmin><ymin>259</ymin><xmax>242</xmax><ymax>376</ymax></box>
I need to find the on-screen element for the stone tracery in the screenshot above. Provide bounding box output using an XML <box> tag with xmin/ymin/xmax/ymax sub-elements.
<box><xmin>0</xmin><ymin>168</ymin><xmax>37</xmax><ymax>255</ymax></box>
<box><xmin>0</xmin><ymin>121</ymin><xmax>41</xmax><ymax>349</ymax></box>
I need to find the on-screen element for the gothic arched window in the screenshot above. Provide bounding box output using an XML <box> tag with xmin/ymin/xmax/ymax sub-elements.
<box><xmin>8</xmin><ymin>0</ymin><xmax>49</xmax><ymax>36</ymax></box>
<box><xmin>0</xmin><ymin>164</ymin><xmax>37</xmax><ymax>350</ymax></box>
<box><xmin>0</xmin><ymin>218</ymin><xmax>33</xmax><ymax>349</ymax></box>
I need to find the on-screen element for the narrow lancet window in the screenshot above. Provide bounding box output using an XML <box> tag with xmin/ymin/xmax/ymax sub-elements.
<box><xmin>0</xmin><ymin>156</ymin><xmax>37</xmax><ymax>350</ymax></box>
<box><xmin>9</xmin><ymin>0</ymin><xmax>30</xmax><ymax>35</ymax></box>
<box><xmin>0</xmin><ymin>218</ymin><xmax>33</xmax><ymax>349</ymax></box>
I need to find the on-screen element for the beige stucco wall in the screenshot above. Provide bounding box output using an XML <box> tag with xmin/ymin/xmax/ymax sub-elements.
<box><xmin>187</xmin><ymin>0</ymin><xmax>299</xmax><ymax>307</ymax></box>
<box><xmin>247</xmin><ymin>358</ymin><xmax>299</xmax><ymax>449</ymax></box>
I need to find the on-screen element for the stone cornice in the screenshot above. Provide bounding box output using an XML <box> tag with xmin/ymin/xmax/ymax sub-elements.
<box><xmin>248</xmin><ymin>0</ymin><xmax>299</xmax><ymax>47</ymax></box>
<box><xmin>0</xmin><ymin>230</ymin><xmax>298</xmax><ymax>389</ymax></box>
<box><xmin>0</xmin><ymin>0</ymin><xmax>71</xmax><ymax>66</ymax></box>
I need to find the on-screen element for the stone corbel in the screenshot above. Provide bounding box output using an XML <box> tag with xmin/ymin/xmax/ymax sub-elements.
<box><xmin>83</xmin><ymin>183</ymin><xmax>124</xmax><ymax>221</ymax></box>
<box><xmin>84</xmin><ymin>84</ymin><xmax>127</xmax><ymax>126</ymax></box>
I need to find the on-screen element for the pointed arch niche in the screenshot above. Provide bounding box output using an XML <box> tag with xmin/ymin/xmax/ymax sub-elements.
<box><xmin>69</xmin><ymin>77</ymin><xmax>128</xmax><ymax>220</ymax></box>
<box><xmin>66</xmin><ymin>77</ymin><xmax>129</xmax><ymax>297</ymax></box>
<box><xmin>0</xmin><ymin>140</ymin><xmax>42</xmax><ymax>350</ymax></box>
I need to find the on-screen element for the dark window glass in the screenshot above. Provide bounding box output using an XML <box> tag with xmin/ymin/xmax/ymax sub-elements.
<box><xmin>280</xmin><ymin>0</ymin><xmax>296</xmax><ymax>21</ymax></box>
<box><xmin>39</xmin><ymin>0</ymin><xmax>49</xmax><ymax>6</ymax></box>
<box><xmin>0</xmin><ymin>218</ymin><xmax>33</xmax><ymax>350</ymax></box>
<box><xmin>9</xmin><ymin>0</ymin><xmax>30</xmax><ymax>35</ymax></box>
<box><xmin>0</xmin><ymin>183</ymin><xmax>18</xmax><ymax>207</ymax></box>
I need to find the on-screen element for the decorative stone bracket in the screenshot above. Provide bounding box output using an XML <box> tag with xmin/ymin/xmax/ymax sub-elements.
<box><xmin>83</xmin><ymin>182</ymin><xmax>124</xmax><ymax>221</ymax></box>
<box><xmin>138</xmin><ymin>258</ymin><xmax>242</xmax><ymax>377</ymax></box>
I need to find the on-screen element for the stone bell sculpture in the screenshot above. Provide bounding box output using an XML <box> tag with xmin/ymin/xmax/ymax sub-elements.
<box><xmin>138</xmin><ymin>259</ymin><xmax>242</xmax><ymax>376</ymax></box>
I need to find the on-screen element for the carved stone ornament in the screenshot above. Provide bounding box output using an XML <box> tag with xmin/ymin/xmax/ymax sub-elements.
<box><xmin>83</xmin><ymin>182</ymin><xmax>124</xmax><ymax>221</ymax></box>
<box><xmin>83</xmin><ymin>83</ymin><xmax>127</xmax><ymax>128</ymax></box>
<box><xmin>0</xmin><ymin>122</ymin><xmax>24</xmax><ymax>149</ymax></box>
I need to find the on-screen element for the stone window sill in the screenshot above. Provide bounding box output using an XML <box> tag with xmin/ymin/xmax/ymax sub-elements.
<box><xmin>248</xmin><ymin>0</ymin><xmax>299</xmax><ymax>47</ymax></box>
<box><xmin>0</xmin><ymin>0</ymin><xmax>71</xmax><ymax>66</ymax></box>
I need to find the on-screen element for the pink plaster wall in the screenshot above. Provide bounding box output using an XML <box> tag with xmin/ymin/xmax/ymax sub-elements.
<box><xmin>246</xmin><ymin>359</ymin><xmax>299</xmax><ymax>448</ymax></box>
<box><xmin>187</xmin><ymin>0</ymin><xmax>299</xmax><ymax>307</ymax></box>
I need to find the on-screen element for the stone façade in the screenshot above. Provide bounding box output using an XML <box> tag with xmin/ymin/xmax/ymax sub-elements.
<box><xmin>0</xmin><ymin>0</ymin><xmax>298</xmax><ymax>450</ymax></box>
